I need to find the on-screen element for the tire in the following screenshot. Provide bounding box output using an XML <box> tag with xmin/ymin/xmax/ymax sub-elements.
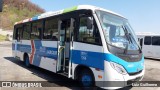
<box><xmin>78</xmin><ymin>69</ymin><xmax>95</xmax><ymax>87</ymax></box>
<box><xmin>24</xmin><ymin>54</ymin><xmax>30</xmax><ymax>67</ymax></box>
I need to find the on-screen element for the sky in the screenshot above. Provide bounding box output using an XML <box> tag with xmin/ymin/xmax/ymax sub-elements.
<box><xmin>30</xmin><ymin>0</ymin><xmax>160</xmax><ymax>33</ymax></box>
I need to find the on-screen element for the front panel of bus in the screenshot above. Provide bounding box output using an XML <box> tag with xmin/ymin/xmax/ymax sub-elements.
<box><xmin>95</xmin><ymin>10</ymin><xmax>145</xmax><ymax>88</ymax></box>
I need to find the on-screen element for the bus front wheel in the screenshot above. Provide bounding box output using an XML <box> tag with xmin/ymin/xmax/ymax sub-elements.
<box><xmin>79</xmin><ymin>69</ymin><xmax>95</xmax><ymax>87</ymax></box>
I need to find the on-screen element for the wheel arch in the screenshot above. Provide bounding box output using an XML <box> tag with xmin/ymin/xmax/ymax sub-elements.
<box><xmin>74</xmin><ymin>64</ymin><xmax>95</xmax><ymax>81</ymax></box>
<box><xmin>23</xmin><ymin>52</ymin><xmax>29</xmax><ymax>61</ymax></box>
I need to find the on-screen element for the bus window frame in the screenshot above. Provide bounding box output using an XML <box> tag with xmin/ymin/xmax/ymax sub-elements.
<box><xmin>152</xmin><ymin>36</ymin><xmax>160</xmax><ymax>46</ymax></box>
<box><xmin>13</xmin><ymin>24</ymin><xmax>23</xmax><ymax>41</ymax></box>
<box><xmin>43</xmin><ymin>17</ymin><xmax>59</xmax><ymax>41</ymax></box>
<box><xmin>30</xmin><ymin>20</ymin><xmax>43</xmax><ymax>40</ymax></box>
<box><xmin>144</xmin><ymin>36</ymin><xmax>152</xmax><ymax>45</ymax></box>
<box><xmin>21</xmin><ymin>22</ymin><xmax>31</xmax><ymax>40</ymax></box>
<box><xmin>76</xmin><ymin>14</ymin><xmax>102</xmax><ymax>46</ymax></box>
<box><xmin>13</xmin><ymin>9</ymin><xmax>101</xmax><ymax>44</ymax></box>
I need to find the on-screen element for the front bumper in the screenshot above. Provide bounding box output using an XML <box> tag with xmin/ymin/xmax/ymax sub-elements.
<box><xmin>100</xmin><ymin>61</ymin><xmax>145</xmax><ymax>89</ymax></box>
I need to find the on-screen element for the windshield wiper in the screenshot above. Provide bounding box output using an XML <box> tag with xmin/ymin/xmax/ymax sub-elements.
<box><xmin>122</xmin><ymin>26</ymin><xmax>141</xmax><ymax>53</ymax></box>
<box><xmin>122</xmin><ymin>26</ymin><xmax>131</xmax><ymax>54</ymax></box>
<box><xmin>122</xmin><ymin>26</ymin><xmax>132</xmax><ymax>43</ymax></box>
<box><xmin>128</xmin><ymin>33</ymin><xmax>142</xmax><ymax>53</ymax></box>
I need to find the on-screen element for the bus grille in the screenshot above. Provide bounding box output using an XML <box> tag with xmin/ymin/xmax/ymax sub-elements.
<box><xmin>116</xmin><ymin>53</ymin><xmax>142</xmax><ymax>62</ymax></box>
<box><xmin>128</xmin><ymin>70</ymin><xmax>142</xmax><ymax>76</ymax></box>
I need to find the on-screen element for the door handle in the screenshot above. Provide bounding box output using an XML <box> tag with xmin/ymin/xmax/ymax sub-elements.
<box><xmin>59</xmin><ymin>46</ymin><xmax>65</xmax><ymax>53</ymax></box>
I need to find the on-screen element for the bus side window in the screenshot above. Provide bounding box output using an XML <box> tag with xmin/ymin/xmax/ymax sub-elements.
<box><xmin>13</xmin><ymin>27</ymin><xmax>18</xmax><ymax>40</ymax></box>
<box><xmin>144</xmin><ymin>36</ymin><xmax>151</xmax><ymax>45</ymax></box>
<box><xmin>17</xmin><ymin>28</ymin><xmax>20</xmax><ymax>41</ymax></box>
<box><xmin>43</xmin><ymin>18</ymin><xmax>58</xmax><ymax>41</ymax></box>
<box><xmin>16</xmin><ymin>26</ymin><xmax>23</xmax><ymax>41</ymax></box>
<box><xmin>31</xmin><ymin>21</ymin><xmax>43</xmax><ymax>40</ymax></box>
<box><xmin>152</xmin><ymin>36</ymin><xmax>160</xmax><ymax>46</ymax></box>
<box><xmin>77</xmin><ymin>16</ymin><xmax>102</xmax><ymax>45</ymax></box>
<box><xmin>22</xmin><ymin>23</ymin><xmax>31</xmax><ymax>40</ymax></box>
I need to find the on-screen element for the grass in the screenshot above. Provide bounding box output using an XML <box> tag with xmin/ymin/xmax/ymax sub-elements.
<box><xmin>0</xmin><ymin>35</ymin><xmax>6</xmax><ymax>41</ymax></box>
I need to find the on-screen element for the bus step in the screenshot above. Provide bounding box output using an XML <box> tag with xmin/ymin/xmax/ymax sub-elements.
<box><xmin>65</xmin><ymin>66</ymin><xmax>69</xmax><ymax>73</ymax></box>
<box><xmin>58</xmin><ymin>72</ymin><xmax>68</xmax><ymax>77</ymax></box>
<box><xmin>65</xmin><ymin>66</ymin><xmax>69</xmax><ymax>69</ymax></box>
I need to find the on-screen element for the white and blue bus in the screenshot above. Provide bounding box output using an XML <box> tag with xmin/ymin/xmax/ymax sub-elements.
<box><xmin>12</xmin><ymin>5</ymin><xmax>144</xmax><ymax>89</ymax></box>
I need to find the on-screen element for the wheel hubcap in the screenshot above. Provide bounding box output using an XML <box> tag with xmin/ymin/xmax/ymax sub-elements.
<box><xmin>82</xmin><ymin>75</ymin><xmax>92</xmax><ymax>86</ymax></box>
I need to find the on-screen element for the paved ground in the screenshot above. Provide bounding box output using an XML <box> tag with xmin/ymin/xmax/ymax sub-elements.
<box><xmin>0</xmin><ymin>41</ymin><xmax>160</xmax><ymax>90</ymax></box>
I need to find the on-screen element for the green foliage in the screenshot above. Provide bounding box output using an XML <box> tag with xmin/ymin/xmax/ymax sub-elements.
<box><xmin>0</xmin><ymin>35</ymin><xmax>6</xmax><ymax>41</ymax></box>
<box><xmin>0</xmin><ymin>0</ymin><xmax>44</xmax><ymax>30</ymax></box>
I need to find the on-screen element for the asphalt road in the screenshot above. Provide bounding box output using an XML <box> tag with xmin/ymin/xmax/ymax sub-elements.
<box><xmin>0</xmin><ymin>41</ymin><xmax>160</xmax><ymax>90</ymax></box>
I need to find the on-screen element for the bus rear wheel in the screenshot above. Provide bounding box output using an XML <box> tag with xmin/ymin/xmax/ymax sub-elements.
<box><xmin>78</xmin><ymin>69</ymin><xmax>95</xmax><ymax>87</ymax></box>
<box><xmin>24</xmin><ymin>54</ymin><xmax>30</xmax><ymax>67</ymax></box>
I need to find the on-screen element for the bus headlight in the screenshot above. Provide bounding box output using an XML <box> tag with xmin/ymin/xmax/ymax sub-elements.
<box><xmin>110</xmin><ymin>62</ymin><xmax>127</xmax><ymax>75</ymax></box>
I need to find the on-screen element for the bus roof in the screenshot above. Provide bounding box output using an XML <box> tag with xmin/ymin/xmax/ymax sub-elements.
<box><xmin>15</xmin><ymin>5</ymin><xmax>125</xmax><ymax>25</ymax></box>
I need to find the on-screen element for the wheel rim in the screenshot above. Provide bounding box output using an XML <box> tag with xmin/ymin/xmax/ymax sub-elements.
<box><xmin>81</xmin><ymin>74</ymin><xmax>92</xmax><ymax>86</ymax></box>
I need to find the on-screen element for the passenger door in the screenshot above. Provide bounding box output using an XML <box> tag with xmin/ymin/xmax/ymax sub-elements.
<box><xmin>13</xmin><ymin>26</ymin><xmax>22</xmax><ymax>58</ymax></box>
<box><xmin>57</xmin><ymin>20</ymin><xmax>66</xmax><ymax>72</ymax></box>
<box><xmin>57</xmin><ymin>18</ymin><xmax>74</xmax><ymax>75</ymax></box>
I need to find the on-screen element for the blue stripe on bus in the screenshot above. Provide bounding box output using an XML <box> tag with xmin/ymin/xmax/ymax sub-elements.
<box><xmin>33</xmin><ymin>40</ymin><xmax>58</xmax><ymax>60</ymax></box>
<box><xmin>71</xmin><ymin>50</ymin><xmax>104</xmax><ymax>70</ymax></box>
<box><xmin>13</xmin><ymin>41</ymin><xmax>144</xmax><ymax>73</ymax></box>
<box><xmin>12</xmin><ymin>43</ymin><xmax>15</xmax><ymax>50</ymax></box>
<box><xmin>14</xmin><ymin>44</ymin><xmax>57</xmax><ymax>60</ymax></box>
<box><xmin>45</xmin><ymin>47</ymin><xmax>58</xmax><ymax>59</ymax></box>
<box><xmin>71</xmin><ymin>50</ymin><xmax>144</xmax><ymax>73</ymax></box>
<box><xmin>33</xmin><ymin>40</ymin><xmax>43</xmax><ymax>66</ymax></box>
<box><xmin>19</xmin><ymin>44</ymin><xmax>31</xmax><ymax>53</ymax></box>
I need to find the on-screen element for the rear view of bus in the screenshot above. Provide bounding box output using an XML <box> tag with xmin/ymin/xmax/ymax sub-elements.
<box><xmin>95</xmin><ymin>10</ymin><xmax>144</xmax><ymax>89</ymax></box>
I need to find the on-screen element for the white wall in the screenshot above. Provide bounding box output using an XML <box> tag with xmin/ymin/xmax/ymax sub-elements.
<box><xmin>0</xmin><ymin>29</ymin><xmax>13</xmax><ymax>41</ymax></box>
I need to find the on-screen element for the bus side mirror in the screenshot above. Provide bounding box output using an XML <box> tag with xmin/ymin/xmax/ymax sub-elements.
<box><xmin>87</xmin><ymin>17</ymin><xmax>93</xmax><ymax>29</ymax></box>
<box><xmin>0</xmin><ymin>0</ymin><xmax>3</xmax><ymax>12</ymax></box>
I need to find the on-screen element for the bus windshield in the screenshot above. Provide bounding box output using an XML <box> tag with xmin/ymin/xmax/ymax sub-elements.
<box><xmin>96</xmin><ymin>10</ymin><xmax>139</xmax><ymax>50</ymax></box>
